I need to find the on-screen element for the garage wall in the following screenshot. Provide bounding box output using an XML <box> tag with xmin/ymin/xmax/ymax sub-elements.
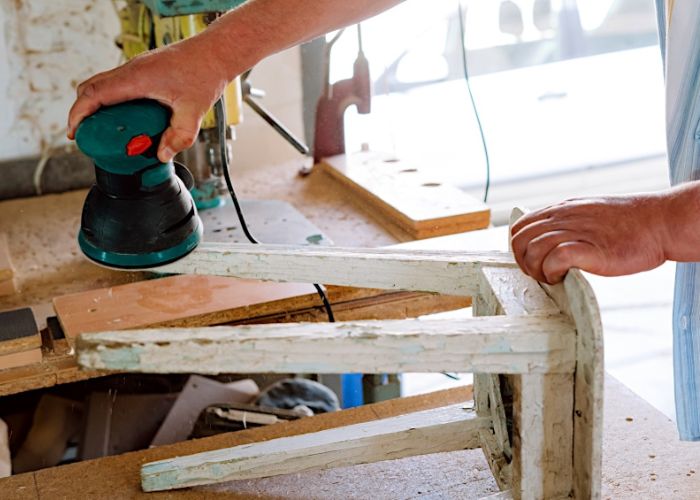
<box><xmin>0</xmin><ymin>1</ymin><xmax>306</xmax><ymax>173</ymax></box>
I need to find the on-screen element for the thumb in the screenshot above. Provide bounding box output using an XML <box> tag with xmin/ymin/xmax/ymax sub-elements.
<box><xmin>157</xmin><ymin>105</ymin><xmax>202</xmax><ymax>162</ymax></box>
<box><xmin>541</xmin><ymin>241</ymin><xmax>601</xmax><ymax>284</ymax></box>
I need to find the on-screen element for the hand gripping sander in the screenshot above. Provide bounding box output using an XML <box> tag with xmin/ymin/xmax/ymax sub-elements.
<box><xmin>75</xmin><ymin>99</ymin><xmax>203</xmax><ymax>269</ymax></box>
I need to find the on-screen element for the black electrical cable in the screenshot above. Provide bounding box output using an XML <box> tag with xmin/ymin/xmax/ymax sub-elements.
<box><xmin>457</xmin><ymin>0</ymin><xmax>491</xmax><ymax>203</ymax></box>
<box><xmin>213</xmin><ymin>98</ymin><xmax>336</xmax><ymax>322</ymax></box>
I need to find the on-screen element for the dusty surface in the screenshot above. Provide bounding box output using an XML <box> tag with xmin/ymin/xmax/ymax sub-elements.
<box><xmin>0</xmin><ymin>189</ymin><xmax>144</xmax><ymax>311</ymax></box>
<box><xmin>601</xmin><ymin>377</ymin><xmax>700</xmax><ymax>499</ymax></box>
<box><xmin>0</xmin><ymin>161</ymin><xmax>396</xmax><ymax>313</ymax></box>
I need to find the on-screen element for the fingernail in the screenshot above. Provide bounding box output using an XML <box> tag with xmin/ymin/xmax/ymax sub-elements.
<box><xmin>160</xmin><ymin>147</ymin><xmax>173</xmax><ymax>162</ymax></box>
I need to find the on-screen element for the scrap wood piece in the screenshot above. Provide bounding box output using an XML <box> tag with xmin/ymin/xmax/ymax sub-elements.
<box><xmin>0</xmin><ymin>307</ymin><xmax>41</xmax><ymax>355</ymax></box>
<box><xmin>320</xmin><ymin>152</ymin><xmax>490</xmax><ymax>239</ymax></box>
<box><xmin>76</xmin><ymin>316</ymin><xmax>576</xmax><ymax>375</ymax></box>
<box><xmin>53</xmin><ymin>274</ymin><xmax>320</xmax><ymax>340</ymax></box>
<box><xmin>0</xmin><ymin>348</ymin><xmax>42</xmax><ymax>372</ymax></box>
<box><xmin>0</xmin><ymin>234</ymin><xmax>14</xmax><ymax>282</ymax></box>
<box><xmin>141</xmin><ymin>403</ymin><xmax>489</xmax><ymax>492</ymax></box>
<box><xmin>0</xmin><ymin>339</ymin><xmax>98</xmax><ymax>398</ymax></box>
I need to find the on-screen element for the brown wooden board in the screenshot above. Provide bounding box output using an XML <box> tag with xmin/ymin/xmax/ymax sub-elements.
<box><xmin>320</xmin><ymin>151</ymin><xmax>490</xmax><ymax>239</ymax></box>
<box><xmin>0</xmin><ymin>308</ymin><xmax>40</xmax><ymax>355</ymax></box>
<box><xmin>53</xmin><ymin>275</ymin><xmax>320</xmax><ymax>340</ymax></box>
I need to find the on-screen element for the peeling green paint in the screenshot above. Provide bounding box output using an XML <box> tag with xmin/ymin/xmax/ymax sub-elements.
<box><xmin>99</xmin><ymin>345</ymin><xmax>143</xmax><ymax>370</ymax></box>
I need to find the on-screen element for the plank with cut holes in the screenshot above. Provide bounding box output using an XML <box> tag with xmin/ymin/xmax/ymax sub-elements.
<box><xmin>320</xmin><ymin>152</ymin><xmax>490</xmax><ymax>239</ymax></box>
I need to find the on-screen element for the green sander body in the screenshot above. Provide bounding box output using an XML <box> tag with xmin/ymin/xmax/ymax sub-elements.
<box><xmin>76</xmin><ymin>99</ymin><xmax>203</xmax><ymax>269</ymax></box>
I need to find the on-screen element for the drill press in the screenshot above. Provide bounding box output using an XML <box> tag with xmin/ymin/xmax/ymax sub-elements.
<box><xmin>116</xmin><ymin>0</ymin><xmax>309</xmax><ymax>211</ymax></box>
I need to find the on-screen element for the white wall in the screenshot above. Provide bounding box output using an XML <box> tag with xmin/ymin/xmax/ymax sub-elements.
<box><xmin>0</xmin><ymin>1</ymin><xmax>305</xmax><ymax>172</ymax></box>
<box><xmin>0</xmin><ymin>1</ymin><xmax>121</xmax><ymax>160</ymax></box>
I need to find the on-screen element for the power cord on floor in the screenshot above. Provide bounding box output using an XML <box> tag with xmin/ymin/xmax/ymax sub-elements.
<box><xmin>457</xmin><ymin>0</ymin><xmax>491</xmax><ymax>203</ymax></box>
<box><xmin>213</xmin><ymin>98</ymin><xmax>336</xmax><ymax>322</ymax></box>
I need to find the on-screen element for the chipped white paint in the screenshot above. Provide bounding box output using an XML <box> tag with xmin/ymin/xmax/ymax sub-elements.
<box><xmin>156</xmin><ymin>242</ymin><xmax>514</xmax><ymax>296</ymax></box>
<box><xmin>76</xmin><ymin>316</ymin><xmax>577</xmax><ymax>375</ymax></box>
<box><xmin>478</xmin><ymin>266</ymin><xmax>560</xmax><ymax>317</ymax></box>
<box><xmin>141</xmin><ymin>404</ymin><xmax>489</xmax><ymax>491</ymax></box>
<box><xmin>0</xmin><ymin>1</ymin><xmax>121</xmax><ymax>159</ymax></box>
<box><xmin>71</xmin><ymin>234</ymin><xmax>602</xmax><ymax>498</ymax></box>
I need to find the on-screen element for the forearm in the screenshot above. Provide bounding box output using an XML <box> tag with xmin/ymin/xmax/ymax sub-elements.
<box><xmin>659</xmin><ymin>180</ymin><xmax>700</xmax><ymax>263</ymax></box>
<box><xmin>195</xmin><ymin>0</ymin><xmax>402</xmax><ymax>80</ymax></box>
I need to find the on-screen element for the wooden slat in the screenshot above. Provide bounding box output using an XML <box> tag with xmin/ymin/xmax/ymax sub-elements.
<box><xmin>0</xmin><ymin>291</ymin><xmax>467</xmax><ymax>398</ymax></box>
<box><xmin>155</xmin><ymin>243</ymin><xmax>513</xmax><ymax>297</ymax></box>
<box><xmin>512</xmin><ymin>372</ymin><xmax>574</xmax><ymax>499</ymax></box>
<box><xmin>557</xmin><ymin>270</ymin><xmax>604</xmax><ymax>500</ymax></box>
<box><xmin>508</xmin><ymin>207</ymin><xmax>600</xmax><ymax>499</ymax></box>
<box><xmin>479</xmin><ymin>251</ymin><xmax>575</xmax><ymax>497</ymax></box>
<box><xmin>140</xmin><ymin>404</ymin><xmax>489</xmax><ymax>492</ymax></box>
<box><xmin>76</xmin><ymin>317</ymin><xmax>576</xmax><ymax>375</ymax></box>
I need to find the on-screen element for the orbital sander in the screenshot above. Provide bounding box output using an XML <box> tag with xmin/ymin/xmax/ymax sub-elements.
<box><xmin>75</xmin><ymin>99</ymin><xmax>203</xmax><ymax>269</ymax></box>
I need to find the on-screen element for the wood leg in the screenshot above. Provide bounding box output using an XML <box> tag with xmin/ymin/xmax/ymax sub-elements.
<box><xmin>512</xmin><ymin>373</ymin><xmax>574</xmax><ymax>500</ymax></box>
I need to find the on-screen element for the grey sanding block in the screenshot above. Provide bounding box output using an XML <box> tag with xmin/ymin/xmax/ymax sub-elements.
<box><xmin>0</xmin><ymin>307</ymin><xmax>41</xmax><ymax>355</ymax></box>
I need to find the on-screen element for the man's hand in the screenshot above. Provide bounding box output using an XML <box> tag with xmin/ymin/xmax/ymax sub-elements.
<box><xmin>66</xmin><ymin>0</ymin><xmax>404</xmax><ymax>161</ymax></box>
<box><xmin>67</xmin><ymin>37</ymin><xmax>230</xmax><ymax>163</ymax></box>
<box><xmin>510</xmin><ymin>193</ymin><xmax>671</xmax><ymax>284</ymax></box>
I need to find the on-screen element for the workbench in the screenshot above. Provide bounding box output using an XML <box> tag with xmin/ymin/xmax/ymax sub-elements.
<box><xmin>0</xmin><ymin>161</ymin><xmax>466</xmax><ymax>396</ymax></box>
<box><xmin>1</xmin><ymin>160</ymin><xmax>699</xmax><ymax>498</ymax></box>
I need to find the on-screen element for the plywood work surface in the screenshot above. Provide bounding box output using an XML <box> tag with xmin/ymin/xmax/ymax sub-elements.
<box><xmin>321</xmin><ymin>151</ymin><xmax>490</xmax><ymax>239</ymax></box>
